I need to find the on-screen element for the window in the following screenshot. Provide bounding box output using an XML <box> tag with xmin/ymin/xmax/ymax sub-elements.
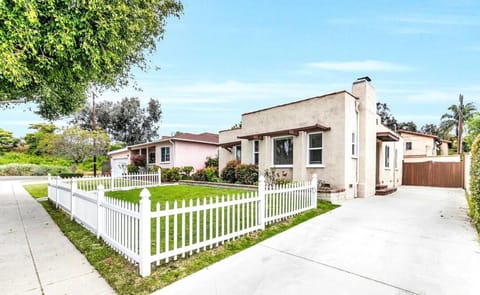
<box><xmin>235</xmin><ymin>145</ymin><xmax>241</xmax><ymax>161</ymax></box>
<box><xmin>394</xmin><ymin>148</ymin><xmax>398</xmax><ymax>169</ymax></box>
<box><xmin>253</xmin><ymin>141</ymin><xmax>259</xmax><ymax>165</ymax></box>
<box><xmin>406</xmin><ymin>142</ymin><xmax>412</xmax><ymax>150</ymax></box>
<box><xmin>385</xmin><ymin>145</ymin><xmax>390</xmax><ymax>168</ymax></box>
<box><xmin>308</xmin><ymin>133</ymin><xmax>323</xmax><ymax>165</ymax></box>
<box><xmin>351</xmin><ymin>132</ymin><xmax>356</xmax><ymax>156</ymax></box>
<box><xmin>161</xmin><ymin>147</ymin><xmax>170</xmax><ymax>162</ymax></box>
<box><xmin>273</xmin><ymin>137</ymin><xmax>293</xmax><ymax>166</ymax></box>
<box><xmin>148</xmin><ymin>147</ymin><xmax>156</xmax><ymax>164</ymax></box>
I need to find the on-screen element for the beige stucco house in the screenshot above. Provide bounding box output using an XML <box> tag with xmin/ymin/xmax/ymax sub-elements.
<box><xmin>398</xmin><ymin>130</ymin><xmax>450</xmax><ymax>158</ymax></box>
<box><xmin>219</xmin><ymin>77</ymin><xmax>402</xmax><ymax>200</ymax></box>
<box><xmin>108</xmin><ymin>133</ymin><xmax>218</xmax><ymax>175</ymax></box>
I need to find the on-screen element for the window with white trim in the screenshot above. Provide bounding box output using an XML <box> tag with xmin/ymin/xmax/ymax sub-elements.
<box><xmin>148</xmin><ymin>147</ymin><xmax>156</xmax><ymax>164</ymax></box>
<box><xmin>161</xmin><ymin>146</ymin><xmax>170</xmax><ymax>162</ymax></box>
<box><xmin>308</xmin><ymin>133</ymin><xmax>323</xmax><ymax>165</ymax></box>
<box><xmin>385</xmin><ymin>145</ymin><xmax>390</xmax><ymax>168</ymax></box>
<box><xmin>235</xmin><ymin>145</ymin><xmax>241</xmax><ymax>161</ymax></box>
<box><xmin>253</xmin><ymin>140</ymin><xmax>259</xmax><ymax>165</ymax></box>
<box><xmin>351</xmin><ymin>132</ymin><xmax>356</xmax><ymax>156</ymax></box>
<box><xmin>273</xmin><ymin>137</ymin><xmax>293</xmax><ymax>166</ymax></box>
<box><xmin>394</xmin><ymin>148</ymin><xmax>398</xmax><ymax>169</ymax></box>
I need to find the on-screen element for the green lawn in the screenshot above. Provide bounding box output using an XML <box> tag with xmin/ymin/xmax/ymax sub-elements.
<box><xmin>24</xmin><ymin>183</ymin><xmax>339</xmax><ymax>294</ymax></box>
<box><xmin>23</xmin><ymin>184</ymin><xmax>48</xmax><ymax>199</ymax></box>
<box><xmin>106</xmin><ymin>184</ymin><xmax>250</xmax><ymax>204</ymax></box>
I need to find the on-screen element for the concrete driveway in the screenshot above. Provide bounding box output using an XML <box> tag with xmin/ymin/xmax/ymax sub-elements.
<box><xmin>154</xmin><ymin>186</ymin><xmax>480</xmax><ymax>295</ymax></box>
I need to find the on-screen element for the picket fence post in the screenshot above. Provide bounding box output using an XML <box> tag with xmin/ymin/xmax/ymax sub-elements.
<box><xmin>110</xmin><ymin>173</ymin><xmax>114</xmax><ymax>191</ymax></box>
<box><xmin>311</xmin><ymin>174</ymin><xmax>318</xmax><ymax>208</ymax></box>
<box><xmin>70</xmin><ymin>178</ymin><xmax>77</xmax><ymax>220</ymax></box>
<box><xmin>55</xmin><ymin>176</ymin><xmax>60</xmax><ymax>208</ymax></box>
<box><xmin>96</xmin><ymin>184</ymin><xmax>105</xmax><ymax>238</ymax></box>
<box><xmin>139</xmin><ymin>188</ymin><xmax>152</xmax><ymax>277</ymax></box>
<box><xmin>258</xmin><ymin>175</ymin><xmax>266</xmax><ymax>230</ymax></box>
<box><xmin>158</xmin><ymin>168</ymin><xmax>162</xmax><ymax>186</ymax></box>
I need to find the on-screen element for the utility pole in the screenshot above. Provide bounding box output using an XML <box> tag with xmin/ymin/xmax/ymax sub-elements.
<box><xmin>457</xmin><ymin>94</ymin><xmax>464</xmax><ymax>154</ymax></box>
<box><xmin>92</xmin><ymin>90</ymin><xmax>97</xmax><ymax>177</ymax></box>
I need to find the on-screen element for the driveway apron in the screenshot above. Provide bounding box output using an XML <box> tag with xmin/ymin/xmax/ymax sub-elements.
<box><xmin>153</xmin><ymin>186</ymin><xmax>480</xmax><ymax>295</ymax></box>
<box><xmin>0</xmin><ymin>181</ymin><xmax>115</xmax><ymax>295</ymax></box>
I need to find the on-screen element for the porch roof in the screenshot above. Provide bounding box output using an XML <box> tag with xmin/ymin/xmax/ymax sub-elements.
<box><xmin>376</xmin><ymin>131</ymin><xmax>400</xmax><ymax>142</ymax></box>
<box><xmin>237</xmin><ymin>123</ymin><xmax>331</xmax><ymax>140</ymax></box>
<box><xmin>219</xmin><ymin>140</ymin><xmax>241</xmax><ymax>151</ymax></box>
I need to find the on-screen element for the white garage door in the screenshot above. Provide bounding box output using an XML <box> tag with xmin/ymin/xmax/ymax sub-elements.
<box><xmin>111</xmin><ymin>158</ymin><xmax>128</xmax><ymax>176</ymax></box>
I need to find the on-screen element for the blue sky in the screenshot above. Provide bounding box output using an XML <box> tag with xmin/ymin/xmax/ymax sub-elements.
<box><xmin>2</xmin><ymin>0</ymin><xmax>480</xmax><ymax>138</ymax></box>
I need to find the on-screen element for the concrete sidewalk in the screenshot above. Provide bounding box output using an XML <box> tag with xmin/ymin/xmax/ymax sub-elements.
<box><xmin>153</xmin><ymin>186</ymin><xmax>480</xmax><ymax>295</ymax></box>
<box><xmin>0</xmin><ymin>181</ymin><xmax>115</xmax><ymax>295</ymax></box>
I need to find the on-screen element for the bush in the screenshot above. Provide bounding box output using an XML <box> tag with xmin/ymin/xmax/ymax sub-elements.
<box><xmin>205</xmin><ymin>166</ymin><xmax>220</xmax><ymax>182</ymax></box>
<box><xmin>469</xmin><ymin>135</ymin><xmax>480</xmax><ymax>230</ymax></box>
<box><xmin>161</xmin><ymin>167</ymin><xmax>181</xmax><ymax>182</ymax></box>
<box><xmin>127</xmin><ymin>164</ymin><xmax>139</xmax><ymax>173</ymax></box>
<box><xmin>221</xmin><ymin>160</ymin><xmax>240</xmax><ymax>183</ymax></box>
<box><xmin>235</xmin><ymin>164</ymin><xmax>258</xmax><ymax>185</ymax></box>
<box><xmin>59</xmin><ymin>173</ymin><xmax>84</xmax><ymax>178</ymax></box>
<box><xmin>192</xmin><ymin>169</ymin><xmax>207</xmax><ymax>181</ymax></box>
<box><xmin>205</xmin><ymin>156</ymin><xmax>218</xmax><ymax>168</ymax></box>
<box><xmin>0</xmin><ymin>164</ymin><xmax>71</xmax><ymax>176</ymax></box>
<box><xmin>182</xmin><ymin>166</ymin><xmax>194</xmax><ymax>177</ymax></box>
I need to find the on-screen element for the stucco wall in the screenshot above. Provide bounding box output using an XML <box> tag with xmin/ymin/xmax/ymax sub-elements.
<box><xmin>219</xmin><ymin>128</ymin><xmax>243</xmax><ymax>171</ymax></box>
<box><xmin>173</xmin><ymin>141</ymin><xmax>218</xmax><ymax>171</ymax></box>
<box><xmin>377</xmin><ymin>138</ymin><xmax>403</xmax><ymax>189</ymax></box>
<box><xmin>402</xmin><ymin>133</ymin><xmax>436</xmax><ymax>157</ymax></box>
<box><xmin>440</xmin><ymin>142</ymin><xmax>449</xmax><ymax>156</ymax></box>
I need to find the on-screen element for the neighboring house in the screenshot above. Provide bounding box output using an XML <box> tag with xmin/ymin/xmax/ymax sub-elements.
<box><xmin>398</xmin><ymin>130</ymin><xmax>450</xmax><ymax>158</ymax></box>
<box><xmin>219</xmin><ymin>77</ymin><xmax>402</xmax><ymax>199</ymax></box>
<box><xmin>108</xmin><ymin>133</ymin><xmax>219</xmax><ymax>175</ymax></box>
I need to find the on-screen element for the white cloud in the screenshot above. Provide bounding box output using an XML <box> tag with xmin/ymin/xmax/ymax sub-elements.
<box><xmin>306</xmin><ymin>60</ymin><xmax>411</xmax><ymax>72</ymax></box>
<box><xmin>392</xmin><ymin>16</ymin><xmax>479</xmax><ymax>26</ymax></box>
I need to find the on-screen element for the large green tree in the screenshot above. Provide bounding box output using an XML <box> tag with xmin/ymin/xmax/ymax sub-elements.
<box><xmin>0</xmin><ymin>128</ymin><xmax>18</xmax><ymax>154</ymax></box>
<box><xmin>0</xmin><ymin>1</ymin><xmax>182</xmax><ymax>120</ymax></box>
<box><xmin>53</xmin><ymin>125</ymin><xmax>110</xmax><ymax>171</ymax></box>
<box><xmin>376</xmin><ymin>102</ymin><xmax>398</xmax><ymax>130</ymax></box>
<box><xmin>72</xmin><ymin>97</ymin><xmax>162</xmax><ymax>145</ymax></box>
<box><xmin>24</xmin><ymin>123</ymin><xmax>57</xmax><ymax>155</ymax></box>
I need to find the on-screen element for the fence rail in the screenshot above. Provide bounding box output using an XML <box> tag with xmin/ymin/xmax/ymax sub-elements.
<box><xmin>47</xmin><ymin>172</ymin><xmax>318</xmax><ymax>277</ymax></box>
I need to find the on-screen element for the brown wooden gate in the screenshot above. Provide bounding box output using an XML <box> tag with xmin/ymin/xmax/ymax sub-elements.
<box><xmin>402</xmin><ymin>161</ymin><xmax>464</xmax><ymax>187</ymax></box>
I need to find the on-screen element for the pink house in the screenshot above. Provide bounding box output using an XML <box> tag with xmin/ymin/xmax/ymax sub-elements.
<box><xmin>108</xmin><ymin>133</ymin><xmax>219</xmax><ymax>175</ymax></box>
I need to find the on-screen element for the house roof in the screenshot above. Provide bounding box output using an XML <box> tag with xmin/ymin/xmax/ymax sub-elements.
<box><xmin>398</xmin><ymin>130</ymin><xmax>437</xmax><ymax>139</ymax></box>
<box><xmin>237</xmin><ymin>124</ymin><xmax>331</xmax><ymax>140</ymax></box>
<box><xmin>241</xmin><ymin>90</ymin><xmax>358</xmax><ymax>117</ymax></box>
<box><xmin>107</xmin><ymin>147</ymin><xmax>129</xmax><ymax>156</ymax></box>
<box><xmin>127</xmin><ymin>132</ymin><xmax>219</xmax><ymax>149</ymax></box>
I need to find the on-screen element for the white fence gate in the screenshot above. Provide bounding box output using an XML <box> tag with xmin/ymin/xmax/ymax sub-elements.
<box><xmin>48</xmin><ymin>173</ymin><xmax>318</xmax><ymax>276</ymax></box>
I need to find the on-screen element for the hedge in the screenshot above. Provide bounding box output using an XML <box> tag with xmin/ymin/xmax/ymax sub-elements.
<box><xmin>469</xmin><ymin>135</ymin><xmax>480</xmax><ymax>230</ymax></box>
<box><xmin>0</xmin><ymin>164</ymin><xmax>71</xmax><ymax>176</ymax></box>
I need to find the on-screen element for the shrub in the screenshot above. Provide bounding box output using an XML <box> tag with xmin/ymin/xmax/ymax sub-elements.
<box><xmin>161</xmin><ymin>167</ymin><xmax>182</xmax><ymax>182</ymax></box>
<box><xmin>469</xmin><ymin>135</ymin><xmax>480</xmax><ymax>230</ymax></box>
<box><xmin>59</xmin><ymin>173</ymin><xmax>84</xmax><ymax>178</ymax></box>
<box><xmin>205</xmin><ymin>166</ymin><xmax>220</xmax><ymax>182</ymax></box>
<box><xmin>130</xmin><ymin>154</ymin><xmax>146</xmax><ymax>167</ymax></box>
<box><xmin>221</xmin><ymin>160</ymin><xmax>240</xmax><ymax>183</ymax></box>
<box><xmin>0</xmin><ymin>164</ymin><xmax>70</xmax><ymax>176</ymax></box>
<box><xmin>127</xmin><ymin>164</ymin><xmax>139</xmax><ymax>173</ymax></box>
<box><xmin>235</xmin><ymin>164</ymin><xmax>258</xmax><ymax>185</ymax></box>
<box><xmin>205</xmin><ymin>156</ymin><xmax>218</xmax><ymax>168</ymax></box>
<box><xmin>192</xmin><ymin>169</ymin><xmax>207</xmax><ymax>181</ymax></box>
<box><xmin>182</xmin><ymin>166</ymin><xmax>194</xmax><ymax>176</ymax></box>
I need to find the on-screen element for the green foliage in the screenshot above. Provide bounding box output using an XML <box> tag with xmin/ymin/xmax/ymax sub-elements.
<box><xmin>59</xmin><ymin>173</ymin><xmax>84</xmax><ymax>178</ymax></box>
<box><xmin>0</xmin><ymin>151</ymin><xmax>72</xmax><ymax>166</ymax></box>
<box><xmin>398</xmin><ymin>121</ymin><xmax>417</xmax><ymax>132</ymax></box>
<box><xmin>440</xmin><ymin>101</ymin><xmax>477</xmax><ymax>137</ymax></box>
<box><xmin>235</xmin><ymin>164</ymin><xmax>259</xmax><ymax>185</ymax></box>
<box><xmin>0</xmin><ymin>128</ymin><xmax>18</xmax><ymax>154</ymax></box>
<box><xmin>205</xmin><ymin>156</ymin><xmax>218</xmax><ymax>168</ymax></box>
<box><xmin>72</xmin><ymin>97</ymin><xmax>162</xmax><ymax>145</ymax></box>
<box><xmin>182</xmin><ymin>166</ymin><xmax>194</xmax><ymax>176</ymax></box>
<box><xmin>127</xmin><ymin>164</ymin><xmax>139</xmax><ymax>174</ymax></box>
<box><xmin>0</xmin><ymin>164</ymin><xmax>70</xmax><ymax>176</ymax></box>
<box><xmin>0</xmin><ymin>1</ymin><xmax>183</xmax><ymax>120</ymax></box>
<box><xmin>192</xmin><ymin>169</ymin><xmax>207</xmax><ymax>181</ymax></box>
<box><xmin>54</xmin><ymin>126</ymin><xmax>110</xmax><ymax>168</ymax></box>
<box><xmin>161</xmin><ymin>167</ymin><xmax>181</xmax><ymax>182</ymax></box>
<box><xmin>221</xmin><ymin>160</ymin><xmax>240</xmax><ymax>183</ymax></box>
<box><xmin>465</xmin><ymin>115</ymin><xmax>480</xmax><ymax>148</ymax></box>
<box><xmin>24</xmin><ymin>123</ymin><xmax>57</xmax><ymax>155</ymax></box>
<box><xmin>469</xmin><ymin>135</ymin><xmax>480</xmax><ymax>229</ymax></box>
<box><xmin>376</xmin><ymin>102</ymin><xmax>398</xmax><ymax>130</ymax></box>
<box><xmin>204</xmin><ymin>167</ymin><xmax>220</xmax><ymax>182</ymax></box>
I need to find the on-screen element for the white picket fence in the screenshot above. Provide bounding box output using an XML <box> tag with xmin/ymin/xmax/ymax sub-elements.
<box><xmin>47</xmin><ymin>173</ymin><xmax>318</xmax><ymax>277</ymax></box>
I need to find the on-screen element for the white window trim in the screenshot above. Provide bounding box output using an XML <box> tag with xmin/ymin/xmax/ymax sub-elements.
<box><xmin>384</xmin><ymin>145</ymin><xmax>390</xmax><ymax>169</ymax></box>
<box><xmin>307</xmin><ymin>132</ymin><xmax>323</xmax><ymax>167</ymax></box>
<box><xmin>252</xmin><ymin>140</ymin><xmax>259</xmax><ymax>165</ymax></box>
<box><xmin>272</xmin><ymin>136</ymin><xmax>294</xmax><ymax>168</ymax></box>
<box><xmin>160</xmin><ymin>146</ymin><xmax>171</xmax><ymax>163</ymax></box>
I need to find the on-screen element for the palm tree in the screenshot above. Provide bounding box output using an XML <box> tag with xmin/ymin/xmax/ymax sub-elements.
<box><xmin>440</xmin><ymin>101</ymin><xmax>477</xmax><ymax>137</ymax></box>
